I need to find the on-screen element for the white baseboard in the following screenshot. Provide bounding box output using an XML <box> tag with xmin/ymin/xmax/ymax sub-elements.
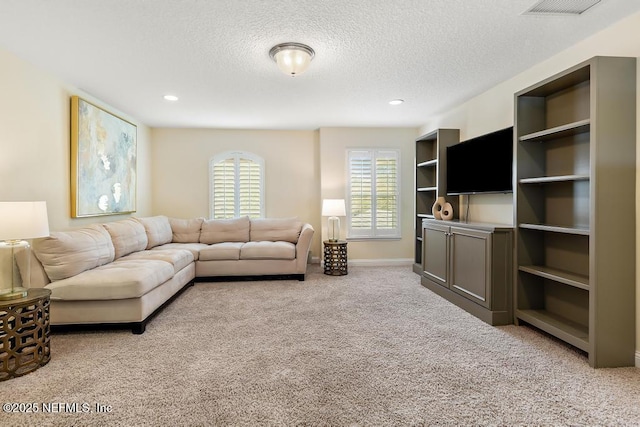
<box><xmin>636</xmin><ymin>351</ymin><xmax>640</xmax><ymax>368</ymax></box>
<box><xmin>348</xmin><ymin>258</ymin><xmax>414</xmax><ymax>267</ymax></box>
<box><xmin>318</xmin><ymin>258</ymin><xmax>413</xmax><ymax>267</ymax></box>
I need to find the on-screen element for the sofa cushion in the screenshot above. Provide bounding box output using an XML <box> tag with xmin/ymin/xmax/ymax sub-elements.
<box><xmin>200</xmin><ymin>216</ymin><xmax>250</xmax><ymax>244</ymax></box>
<box><xmin>199</xmin><ymin>242</ymin><xmax>244</xmax><ymax>261</ymax></box>
<box><xmin>152</xmin><ymin>243</ymin><xmax>209</xmax><ymax>260</ymax></box>
<box><xmin>103</xmin><ymin>218</ymin><xmax>149</xmax><ymax>259</ymax></box>
<box><xmin>137</xmin><ymin>216</ymin><xmax>172</xmax><ymax>249</ymax></box>
<box><xmin>118</xmin><ymin>249</ymin><xmax>194</xmax><ymax>273</ymax></box>
<box><xmin>250</xmin><ymin>217</ymin><xmax>302</xmax><ymax>243</ymax></box>
<box><xmin>170</xmin><ymin>217</ymin><xmax>204</xmax><ymax>243</ymax></box>
<box><xmin>45</xmin><ymin>259</ymin><xmax>174</xmax><ymax>300</ymax></box>
<box><xmin>240</xmin><ymin>241</ymin><xmax>296</xmax><ymax>260</ymax></box>
<box><xmin>33</xmin><ymin>224</ymin><xmax>115</xmax><ymax>282</ymax></box>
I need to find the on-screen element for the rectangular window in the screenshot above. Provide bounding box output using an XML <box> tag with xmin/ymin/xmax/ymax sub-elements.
<box><xmin>347</xmin><ymin>149</ymin><xmax>400</xmax><ymax>239</ymax></box>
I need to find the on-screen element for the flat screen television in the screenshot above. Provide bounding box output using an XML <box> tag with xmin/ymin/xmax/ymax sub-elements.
<box><xmin>446</xmin><ymin>127</ymin><xmax>513</xmax><ymax>195</ymax></box>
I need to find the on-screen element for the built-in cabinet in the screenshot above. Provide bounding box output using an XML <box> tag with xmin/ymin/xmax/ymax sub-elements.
<box><xmin>421</xmin><ymin>219</ymin><xmax>513</xmax><ymax>326</ymax></box>
<box><xmin>514</xmin><ymin>56</ymin><xmax>636</xmax><ymax>367</ymax></box>
<box><xmin>413</xmin><ymin>129</ymin><xmax>459</xmax><ymax>274</ymax></box>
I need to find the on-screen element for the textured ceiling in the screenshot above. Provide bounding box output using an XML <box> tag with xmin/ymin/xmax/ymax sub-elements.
<box><xmin>1</xmin><ymin>0</ymin><xmax>639</xmax><ymax>130</ymax></box>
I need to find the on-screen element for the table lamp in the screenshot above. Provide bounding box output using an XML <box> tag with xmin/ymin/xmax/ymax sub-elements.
<box><xmin>322</xmin><ymin>199</ymin><xmax>346</xmax><ymax>242</ymax></box>
<box><xmin>0</xmin><ymin>201</ymin><xmax>50</xmax><ymax>300</ymax></box>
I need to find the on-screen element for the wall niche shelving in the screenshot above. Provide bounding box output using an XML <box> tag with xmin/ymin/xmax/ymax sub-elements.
<box><xmin>514</xmin><ymin>56</ymin><xmax>636</xmax><ymax>368</ymax></box>
<box><xmin>413</xmin><ymin>129</ymin><xmax>459</xmax><ymax>274</ymax></box>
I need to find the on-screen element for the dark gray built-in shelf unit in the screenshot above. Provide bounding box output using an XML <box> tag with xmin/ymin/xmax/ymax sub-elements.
<box><xmin>514</xmin><ymin>56</ymin><xmax>636</xmax><ymax>368</ymax></box>
<box><xmin>413</xmin><ymin>129</ymin><xmax>459</xmax><ymax>274</ymax></box>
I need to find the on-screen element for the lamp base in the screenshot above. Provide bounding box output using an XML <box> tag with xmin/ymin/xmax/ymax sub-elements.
<box><xmin>0</xmin><ymin>239</ymin><xmax>31</xmax><ymax>301</ymax></box>
<box><xmin>328</xmin><ymin>216</ymin><xmax>341</xmax><ymax>242</ymax></box>
<box><xmin>0</xmin><ymin>287</ymin><xmax>28</xmax><ymax>301</ymax></box>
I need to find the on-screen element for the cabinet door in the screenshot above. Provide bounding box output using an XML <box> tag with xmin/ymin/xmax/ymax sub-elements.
<box><xmin>450</xmin><ymin>227</ymin><xmax>491</xmax><ymax>308</ymax></box>
<box><xmin>422</xmin><ymin>222</ymin><xmax>450</xmax><ymax>287</ymax></box>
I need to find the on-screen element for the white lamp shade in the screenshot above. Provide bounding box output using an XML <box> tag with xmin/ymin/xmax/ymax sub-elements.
<box><xmin>322</xmin><ymin>199</ymin><xmax>346</xmax><ymax>217</ymax></box>
<box><xmin>0</xmin><ymin>201</ymin><xmax>50</xmax><ymax>240</ymax></box>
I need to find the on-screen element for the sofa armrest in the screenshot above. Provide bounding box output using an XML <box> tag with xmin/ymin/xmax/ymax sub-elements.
<box><xmin>15</xmin><ymin>246</ymin><xmax>51</xmax><ymax>288</ymax></box>
<box><xmin>295</xmin><ymin>223</ymin><xmax>315</xmax><ymax>274</ymax></box>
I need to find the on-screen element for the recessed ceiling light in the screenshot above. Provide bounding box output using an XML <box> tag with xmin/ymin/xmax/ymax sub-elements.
<box><xmin>163</xmin><ymin>95</ymin><xmax>179</xmax><ymax>101</ymax></box>
<box><xmin>389</xmin><ymin>99</ymin><xmax>404</xmax><ymax>106</ymax></box>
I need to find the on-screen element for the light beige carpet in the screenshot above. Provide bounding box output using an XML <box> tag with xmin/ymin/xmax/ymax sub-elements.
<box><xmin>2</xmin><ymin>265</ymin><xmax>640</xmax><ymax>426</ymax></box>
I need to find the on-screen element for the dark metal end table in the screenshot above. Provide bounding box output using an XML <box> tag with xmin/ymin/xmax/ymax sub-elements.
<box><xmin>1</xmin><ymin>288</ymin><xmax>52</xmax><ymax>381</ymax></box>
<box><xmin>323</xmin><ymin>240</ymin><xmax>348</xmax><ymax>276</ymax></box>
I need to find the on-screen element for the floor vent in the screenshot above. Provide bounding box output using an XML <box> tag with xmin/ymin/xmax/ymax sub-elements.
<box><xmin>523</xmin><ymin>0</ymin><xmax>603</xmax><ymax>15</ymax></box>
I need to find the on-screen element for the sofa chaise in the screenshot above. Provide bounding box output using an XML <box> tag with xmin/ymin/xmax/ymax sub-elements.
<box><xmin>26</xmin><ymin>215</ymin><xmax>314</xmax><ymax>333</ymax></box>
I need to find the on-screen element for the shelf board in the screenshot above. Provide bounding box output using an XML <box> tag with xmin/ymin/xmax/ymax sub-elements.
<box><xmin>519</xmin><ymin>223</ymin><xmax>590</xmax><ymax>236</ymax></box>
<box><xmin>519</xmin><ymin>119</ymin><xmax>590</xmax><ymax>143</ymax></box>
<box><xmin>519</xmin><ymin>265</ymin><xmax>589</xmax><ymax>290</ymax></box>
<box><xmin>417</xmin><ymin>159</ymin><xmax>437</xmax><ymax>168</ymax></box>
<box><xmin>417</xmin><ymin>214</ymin><xmax>435</xmax><ymax>219</ymax></box>
<box><xmin>519</xmin><ymin>65</ymin><xmax>590</xmax><ymax>98</ymax></box>
<box><xmin>417</xmin><ymin>187</ymin><xmax>437</xmax><ymax>192</ymax></box>
<box><xmin>516</xmin><ymin>309</ymin><xmax>589</xmax><ymax>352</ymax></box>
<box><xmin>519</xmin><ymin>174</ymin><xmax>590</xmax><ymax>184</ymax></box>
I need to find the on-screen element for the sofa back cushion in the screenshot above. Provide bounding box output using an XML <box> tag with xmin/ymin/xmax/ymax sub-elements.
<box><xmin>103</xmin><ymin>218</ymin><xmax>149</xmax><ymax>259</ymax></box>
<box><xmin>137</xmin><ymin>216</ymin><xmax>173</xmax><ymax>249</ymax></box>
<box><xmin>250</xmin><ymin>217</ymin><xmax>302</xmax><ymax>243</ymax></box>
<box><xmin>169</xmin><ymin>217</ymin><xmax>204</xmax><ymax>243</ymax></box>
<box><xmin>200</xmin><ymin>216</ymin><xmax>250</xmax><ymax>244</ymax></box>
<box><xmin>32</xmin><ymin>224</ymin><xmax>115</xmax><ymax>281</ymax></box>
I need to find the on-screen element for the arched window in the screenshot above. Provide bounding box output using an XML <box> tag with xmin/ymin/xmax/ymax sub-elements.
<box><xmin>209</xmin><ymin>151</ymin><xmax>264</xmax><ymax>219</ymax></box>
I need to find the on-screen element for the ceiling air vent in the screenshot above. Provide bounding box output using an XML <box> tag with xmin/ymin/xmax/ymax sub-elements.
<box><xmin>524</xmin><ymin>0</ymin><xmax>603</xmax><ymax>15</ymax></box>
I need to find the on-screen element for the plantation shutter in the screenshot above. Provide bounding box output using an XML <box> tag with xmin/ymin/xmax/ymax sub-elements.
<box><xmin>212</xmin><ymin>158</ymin><xmax>236</xmax><ymax>219</ymax></box>
<box><xmin>210</xmin><ymin>152</ymin><xmax>264</xmax><ymax>219</ymax></box>
<box><xmin>238</xmin><ymin>157</ymin><xmax>262</xmax><ymax>217</ymax></box>
<box><xmin>348</xmin><ymin>151</ymin><xmax>373</xmax><ymax>235</ymax></box>
<box><xmin>375</xmin><ymin>151</ymin><xmax>398</xmax><ymax>235</ymax></box>
<box><xmin>347</xmin><ymin>149</ymin><xmax>400</xmax><ymax>238</ymax></box>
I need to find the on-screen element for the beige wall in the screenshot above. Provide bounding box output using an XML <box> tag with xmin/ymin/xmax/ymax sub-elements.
<box><xmin>319</xmin><ymin>127</ymin><xmax>418</xmax><ymax>263</ymax></box>
<box><xmin>420</xmin><ymin>11</ymin><xmax>640</xmax><ymax>359</ymax></box>
<box><xmin>0</xmin><ymin>48</ymin><xmax>153</xmax><ymax>231</ymax></box>
<box><xmin>150</xmin><ymin>128</ymin><xmax>322</xmax><ymax>258</ymax></box>
<box><xmin>150</xmin><ymin>127</ymin><xmax>418</xmax><ymax>262</ymax></box>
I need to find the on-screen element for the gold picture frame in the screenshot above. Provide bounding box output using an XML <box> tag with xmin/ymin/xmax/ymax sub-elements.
<box><xmin>70</xmin><ymin>96</ymin><xmax>137</xmax><ymax>217</ymax></box>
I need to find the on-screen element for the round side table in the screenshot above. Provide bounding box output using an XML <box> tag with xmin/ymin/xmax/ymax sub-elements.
<box><xmin>323</xmin><ymin>240</ymin><xmax>348</xmax><ymax>276</ymax></box>
<box><xmin>1</xmin><ymin>288</ymin><xmax>52</xmax><ymax>381</ymax></box>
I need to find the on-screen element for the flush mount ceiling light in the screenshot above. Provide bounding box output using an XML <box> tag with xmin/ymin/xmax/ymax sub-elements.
<box><xmin>163</xmin><ymin>95</ymin><xmax>179</xmax><ymax>101</ymax></box>
<box><xmin>389</xmin><ymin>99</ymin><xmax>404</xmax><ymax>106</ymax></box>
<box><xmin>269</xmin><ymin>43</ymin><xmax>315</xmax><ymax>77</ymax></box>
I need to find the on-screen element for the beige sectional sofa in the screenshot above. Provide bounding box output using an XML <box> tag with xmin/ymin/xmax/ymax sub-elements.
<box><xmin>27</xmin><ymin>216</ymin><xmax>314</xmax><ymax>333</ymax></box>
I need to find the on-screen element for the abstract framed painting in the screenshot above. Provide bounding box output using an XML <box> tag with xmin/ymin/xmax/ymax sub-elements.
<box><xmin>70</xmin><ymin>96</ymin><xmax>137</xmax><ymax>217</ymax></box>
